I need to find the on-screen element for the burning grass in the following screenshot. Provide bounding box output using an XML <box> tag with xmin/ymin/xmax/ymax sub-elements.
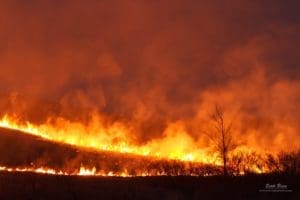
<box><xmin>0</xmin><ymin>127</ymin><xmax>222</xmax><ymax>176</ymax></box>
<box><xmin>0</xmin><ymin>125</ymin><xmax>299</xmax><ymax>177</ymax></box>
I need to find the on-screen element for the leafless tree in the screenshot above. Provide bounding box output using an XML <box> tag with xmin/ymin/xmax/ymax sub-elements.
<box><xmin>207</xmin><ymin>105</ymin><xmax>236</xmax><ymax>176</ymax></box>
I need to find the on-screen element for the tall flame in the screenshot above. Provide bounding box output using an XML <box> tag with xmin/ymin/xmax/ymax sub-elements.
<box><xmin>0</xmin><ymin>114</ymin><xmax>217</xmax><ymax>164</ymax></box>
<box><xmin>0</xmin><ymin>114</ymin><xmax>281</xmax><ymax>175</ymax></box>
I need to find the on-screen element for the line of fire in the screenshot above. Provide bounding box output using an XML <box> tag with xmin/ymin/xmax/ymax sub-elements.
<box><xmin>0</xmin><ymin>104</ymin><xmax>299</xmax><ymax>177</ymax></box>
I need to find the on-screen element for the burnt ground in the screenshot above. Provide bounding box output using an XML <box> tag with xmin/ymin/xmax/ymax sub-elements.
<box><xmin>0</xmin><ymin>172</ymin><xmax>299</xmax><ymax>200</ymax></box>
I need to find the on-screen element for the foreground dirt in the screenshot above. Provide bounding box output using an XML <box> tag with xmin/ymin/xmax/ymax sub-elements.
<box><xmin>0</xmin><ymin>172</ymin><xmax>299</xmax><ymax>200</ymax></box>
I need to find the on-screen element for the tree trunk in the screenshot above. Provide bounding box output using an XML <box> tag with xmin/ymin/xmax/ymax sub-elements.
<box><xmin>223</xmin><ymin>153</ymin><xmax>227</xmax><ymax>176</ymax></box>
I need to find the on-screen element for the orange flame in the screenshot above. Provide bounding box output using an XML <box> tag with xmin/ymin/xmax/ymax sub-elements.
<box><xmin>0</xmin><ymin>165</ymin><xmax>134</xmax><ymax>177</ymax></box>
<box><xmin>0</xmin><ymin>114</ymin><xmax>217</xmax><ymax>164</ymax></box>
<box><xmin>0</xmin><ymin>114</ymin><xmax>275</xmax><ymax>175</ymax></box>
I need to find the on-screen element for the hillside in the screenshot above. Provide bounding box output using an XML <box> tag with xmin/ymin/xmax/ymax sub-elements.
<box><xmin>0</xmin><ymin>127</ymin><xmax>218</xmax><ymax>176</ymax></box>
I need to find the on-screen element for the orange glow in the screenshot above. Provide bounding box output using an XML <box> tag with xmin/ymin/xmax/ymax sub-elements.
<box><xmin>0</xmin><ymin>114</ymin><xmax>217</xmax><ymax>164</ymax></box>
<box><xmin>0</xmin><ymin>0</ymin><xmax>298</xmax><ymax>180</ymax></box>
<box><xmin>0</xmin><ymin>165</ymin><xmax>134</xmax><ymax>177</ymax></box>
<box><xmin>0</xmin><ymin>165</ymin><xmax>211</xmax><ymax>177</ymax></box>
<box><xmin>0</xmin><ymin>166</ymin><xmax>67</xmax><ymax>175</ymax></box>
<box><xmin>0</xmin><ymin>164</ymin><xmax>266</xmax><ymax>176</ymax></box>
<box><xmin>0</xmin><ymin>114</ymin><xmax>286</xmax><ymax>175</ymax></box>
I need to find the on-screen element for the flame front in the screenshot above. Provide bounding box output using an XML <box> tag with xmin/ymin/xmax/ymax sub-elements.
<box><xmin>0</xmin><ymin>114</ymin><xmax>296</xmax><ymax>176</ymax></box>
<box><xmin>0</xmin><ymin>166</ymin><xmax>133</xmax><ymax>177</ymax></box>
<box><xmin>0</xmin><ymin>114</ymin><xmax>216</xmax><ymax>164</ymax></box>
<box><xmin>0</xmin><ymin>165</ymin><xmax>208</xmax><ymax>177</ymax></box>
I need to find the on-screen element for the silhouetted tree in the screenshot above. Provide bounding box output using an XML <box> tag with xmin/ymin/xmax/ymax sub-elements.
<box><xmin>207</xmin><ymin>105</ymin><xmax>236</xmax><ymax>176</ymax></box>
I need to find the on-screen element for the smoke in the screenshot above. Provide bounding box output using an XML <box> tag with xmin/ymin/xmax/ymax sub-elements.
<box><xmin>0</xmin><ymin>0</ymin><xmax>299</xmax><ymax>151</ymax></box>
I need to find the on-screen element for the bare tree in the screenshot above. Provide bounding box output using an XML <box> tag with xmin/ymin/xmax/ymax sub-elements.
<box><xmin>207</xmin><ymin>105</ymin><xmax>236</xmax><ymax>176</ymax></box>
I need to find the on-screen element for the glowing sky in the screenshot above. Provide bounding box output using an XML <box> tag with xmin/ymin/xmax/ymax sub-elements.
<box><xmin>0</xmin><ymin>1</ymin><xmax>299</xmax><ymax>150</ymax></box>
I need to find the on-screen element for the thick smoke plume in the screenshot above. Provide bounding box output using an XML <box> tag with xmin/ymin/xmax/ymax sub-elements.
<box><xmin>0</xmin><ymin>0</ymin><xmax>299</xmax><ymax>154</ymax></box>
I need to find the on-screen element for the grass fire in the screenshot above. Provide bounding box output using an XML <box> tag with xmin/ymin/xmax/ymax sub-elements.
<box><xmin>0</xmin><ymin>0</ymin><xmax>300</xmax><ymax>199</ymax></box>
<box><xmin>0</xmin><ymin>112</ymin><xmax>299</xmax><ymax>177</ymax></box>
